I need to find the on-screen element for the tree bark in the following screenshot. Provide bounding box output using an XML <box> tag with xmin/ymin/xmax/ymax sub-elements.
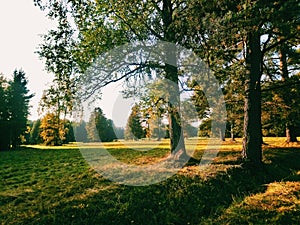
<box><xmin>242</xmin><ymin>32</ymin><xmax>263</xmax><ymax>165</ymax></box>
<box><xmin>219</xmin><ymin>128</ymin><xmax>225</xmax><ymax>141</ymax></box>
<box><xmin>286</xmin><ymin>125</ymin><xmax>298</xmax><ymax>143</ymax></box>
<box><xmin>162</xmin><ymin>0</ymin><xmax>188</xmax><ymax>160</ymax></box>
<box><xmin>165</xmin><ymin>63</ymin><xmax>188</xmax><ymax>160</ymax></box>
<box><xmin>279</xmin><ymin>43</ymin><xmax>289</xmax><ymax>81</ymax></box>
<box><xmin>230</xmin><ymin>123</ymin><xmax>236</xmax><ymax>142</ymax></box>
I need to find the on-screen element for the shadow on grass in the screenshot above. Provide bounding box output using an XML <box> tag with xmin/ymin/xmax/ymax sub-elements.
<box><xmin>2</xmin><ymin>146</ymin><xmax>300</xmax><ymax>225</ymax></box>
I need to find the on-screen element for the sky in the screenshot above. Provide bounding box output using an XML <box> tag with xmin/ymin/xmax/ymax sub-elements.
<box><xmin>0</xmin><ymin>0</ymin><xmax>131</xmax><ymax>126</ymax></box>
<box><xmin>0</xmin><ymin>0</ymin><xmax>55</xmax><ymax>120</ymax></box>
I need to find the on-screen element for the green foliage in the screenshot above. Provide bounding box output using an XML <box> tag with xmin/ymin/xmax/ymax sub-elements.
<box><xmin>262</xmin><ymin>75</ymin><xmax>300</xmax><ymax>138</ymax></box>
<box><xmin>184</xmin><ymin>0</ymin><xmax>300</xmax><ymax>161</ymax></box>
<box><xmin>73</xmin><ymin>120</ymin><xmax>88</xmax><ymax>142</ymax></box>
<box><xmin>34</xmin><ymin>0</ymin><xmax>300</xmax><ymax>161</ymax></box>
<box><xmin>63</xmin><ymin>120</ymin><xmax>75</xmax><ymax>144</ymax></box>
<box><xmin>86</xmin><ymin>107</ymin><xmax>117</xmax><ymax>142</ymax></box>
<box><xmin>125</xmin><ymin>104</ymin><xmax>145</xmax><ymax>140</ymax></box>
<box><xmin>0</xmin><ymin>75</ymin><xmax>10</xmax><ymax>150</ymax></box>
<box><xmin>29</xmin><ymin>119</ymin><xmax>42</xmax><ymax>144</ymax></box>
<box><xmin>0</xmin><ymin>70</ymin><xmax>33</xmax><ymax>150</ymax></box>
<box><xmin>198</xmin><ymin>119</ymin><xmax>212</xmax><ymax>138</ymax></box>
<box><xmin>114</xmin><ymin>127</ymin><xmax>125</xmax><ymax>140</ymax></box>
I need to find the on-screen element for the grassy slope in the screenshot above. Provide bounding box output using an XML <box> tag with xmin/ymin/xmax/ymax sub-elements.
<box><xmin>0</xmin><ymin>138</ymin><xmax>299</xmax><ymax>224</ymax></box>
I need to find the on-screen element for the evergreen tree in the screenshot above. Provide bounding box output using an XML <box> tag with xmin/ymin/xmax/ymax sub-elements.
<box><xmin>73</xmin><ymin>120</ymin><xmax>88</xmax><ymax>142</ymax></box>
<box><xmin>63</xmin><ymin>120</ymin><xmax>75</xmax><ymax>143</ymax></box>
<box><xmin>114</xmin><ymin>127</ymin><xmax>125</xmax><ymax>140</ymax></box>
<box><xmin>7</xmin><ymin>70</ymin><xmax>33</xmax><ymax>148</ymax></box>
<box><xmin>125</xmin><ymin>105</ymin><xmax>144</xmax><ymax>140</ymax></box>
<box><xmin>183</xmin><ymin>0</ymin><xmax>299</xmax><ymax>164</ymax></box>
<box><xmin>29</xmin><ymin>119</ymin><xmax>42</xmax><ymax>144</ymax></box>
<box><xmin>0</xmin><ymin>76</ymin><xmax>10</xmax><ymax>150</ymax></box>
<box><xmin>0</xmin><ymin>71</ymin><xmax>33</xmax><ymax>150</ymax></box>
<box><xmin>86</xmin><ymin>108</ymin><xmax>116</xmax><ymax>142</ymax></box>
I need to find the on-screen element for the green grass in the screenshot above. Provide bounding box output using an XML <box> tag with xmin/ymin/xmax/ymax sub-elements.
<box><xmin>1</xmin><ymin>137</ymin><xmax>300</xmax><ymax>224</ymax></box>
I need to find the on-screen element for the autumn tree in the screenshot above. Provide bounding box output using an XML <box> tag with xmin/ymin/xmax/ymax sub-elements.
<box><xmin>40</xmin><ymin>113</ymin><xmax>67</xmax><ymax>146</ymax></box>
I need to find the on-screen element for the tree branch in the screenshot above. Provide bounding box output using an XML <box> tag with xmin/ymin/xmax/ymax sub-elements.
<box><xmin>261</xmin><ymin>80</ymin><xmax>300</xmax><ymax>93</ymax></box>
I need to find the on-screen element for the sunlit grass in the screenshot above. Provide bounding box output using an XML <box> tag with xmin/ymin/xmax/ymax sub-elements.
<box><xmin>1</xmin><ymin>137</ymin><xmax>300</xmax><ymax>224</ymax></box>
<box><xmin>217</xmin><ymin>181</ymin><xmax>300</xmax><ymax>224</ymax></box>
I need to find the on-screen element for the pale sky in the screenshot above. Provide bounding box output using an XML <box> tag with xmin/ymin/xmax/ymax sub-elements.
<box><xmin>0</xmin><ymin>0</ymin><xmax>131</xmax><ymax>125</ymax></box>
<box><xmin>0</xmin><ymin>0</ymin><xmax>55</xmax><ymax>120</ymax></box>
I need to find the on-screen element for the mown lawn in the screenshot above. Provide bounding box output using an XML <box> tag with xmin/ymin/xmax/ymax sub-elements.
<box><xmin>0</xmin><ymin>138</ymin><xmax>300</xmax><ymax>224</ymax></box>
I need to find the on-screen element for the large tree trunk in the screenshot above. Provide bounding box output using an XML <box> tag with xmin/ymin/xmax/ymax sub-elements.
<box><xmin>165</xmin><ymin>63</ymin><xmax>188</xmax><ymax>160</ymax></box>
<box><xmin>242</xmin><ymin>32</ymin><xmax>263</xmax><ymax>165</ymax></box>
<box><xmin>162</xmin><ymin>0</ymin><xmax>188</xmax><ymax>160</ymax></box>
<box><xmin>219</xmin><ymin>128</ymin><xmax>225</xmax><ymax>141</ymax></box>
<box><xmin>286</xmin><ymin>125</ymin><xmax>298</xmax><ymax>143</ymax></box>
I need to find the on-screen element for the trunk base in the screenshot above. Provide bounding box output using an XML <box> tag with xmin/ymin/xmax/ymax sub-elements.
<box><xmin>241</xmin><ymin>158</ymin><xmax>264</xmax><ymax>169</ymax></box>
<box><xmin>168</xmin><ymin>149</ymin><xmax>190</xmax><ymax>161</ymax></box>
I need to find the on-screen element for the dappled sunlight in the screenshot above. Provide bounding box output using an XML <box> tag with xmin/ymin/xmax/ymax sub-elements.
<box><xmin>219</xmin><ymin>182</ymin><xmax>300</xmax><ymax>224</ymax></box>
<box><xmin>1</xmin><ymin>138</ymin><xmax>300</xmax><ymax>224</ymax></box>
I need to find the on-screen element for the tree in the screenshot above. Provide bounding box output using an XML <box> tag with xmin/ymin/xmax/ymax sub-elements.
<box><xmin>86</xmin><ymin>107</ymin><xmax>116</xmax><ymax>142</ymax></box>
<box><xmin>0</xmin><ymin>75</ymin><xmax>10</xmax><ymax>150</ymax></box>
<box><xmin>262</xmin><ymin>40</ymin><xmax>300</xmax><ymax>142</ymax></box>
<box><xmin>183</xmin><ymin>0</ymin><xmax>299</xmax><ymax>164</ymax></box>
<box><xmin>35</xmin><ymin>0</ymin><xmax>299</xmax><ymax>164</ymax></box>
<box><xmin>73</xmin><ymin>120</ymin><xmax>88</xmax><ymax>142</ymax></box>
<box><xmin>63</xmin><ymin>120</ymin><xmax>75</xmax><ymax>143</ymax></box>
<box><xmin>262</xmin><ymin>75</ymin><xmax>300</xmax><ymax>141</ymax></box>
<box><xmin>125</xmin><ymin>104</ymin><xmax>145</xmax><ymax>140</ymax></box>
<box><xmin>29</xmin><ymin>119</ymin><xmax>42</xmax><ymax>144</ymax></box>
<box><xmin>139</xmin><ymin>86</ymin><xmax>168</xmax><ymax>141</ymax></box>
<box><xmin>0</xmin><ymin>71</ymin><xmax>33</xmax><ymax>150</ymax></box>
<box><xmin>34</xmin><ymin>0</ymin><xmax>198</xmax><ymax>160</ymax></box>
<box><xmin>40</xmin><ymin>113</ymin><xmax>67</xmax><ymax>146</ymax></box>
<box><xmin>8</xmin><ymin>70</ymin><xmax>34</xmax><ymax>148</ymax></box>
<box><xmin>114</xmin><ymin>127</ymin><xmax>125</xmax><ymax>140</ymax></box>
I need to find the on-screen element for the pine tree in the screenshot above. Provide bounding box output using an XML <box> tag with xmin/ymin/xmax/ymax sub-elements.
<box><xmin>0</xmin><ymin>76</ymin><xmax>10</xmax><ymax>150</ymax></box>
<box><xmin>7</xmin><ymin>70</ymin><xmax>33</xmax><ymax>148</ymax></box>
<box><xmin>0</xmin><ymin>71</ymin><xmax>33</xmax><ymax>150</ymax></box>
<box><xmin>86</xmin><ymin>108</ymin><xmax>116</xmax><ymax>142</ymax></box>
<box><xmin>73</xmin><ymin>120</ymin><xmax>88</xmax><ymax>142</ymax></box>
<box><xmin>125</xmin><ymin>105</ymin><xmax>144</xmax><ymax>140</ymax></box>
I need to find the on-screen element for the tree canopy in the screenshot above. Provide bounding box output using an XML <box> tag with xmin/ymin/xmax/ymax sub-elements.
<box><xmin>34</xmin><ymin>0</ymin><xmax>300</xmax><ymax>165</ymax></box>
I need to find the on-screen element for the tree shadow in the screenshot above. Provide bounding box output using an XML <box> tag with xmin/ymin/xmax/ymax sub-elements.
<box><xmin>21</xmin><ymin>146</ymin><xmax>300</xmax><ymax>225</ymax></box>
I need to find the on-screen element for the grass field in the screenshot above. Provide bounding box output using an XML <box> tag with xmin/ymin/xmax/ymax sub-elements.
<box><xmin>1</xmin><ymin>137</ymin><xmax>300</xmax><ymax>224</ymax></box>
